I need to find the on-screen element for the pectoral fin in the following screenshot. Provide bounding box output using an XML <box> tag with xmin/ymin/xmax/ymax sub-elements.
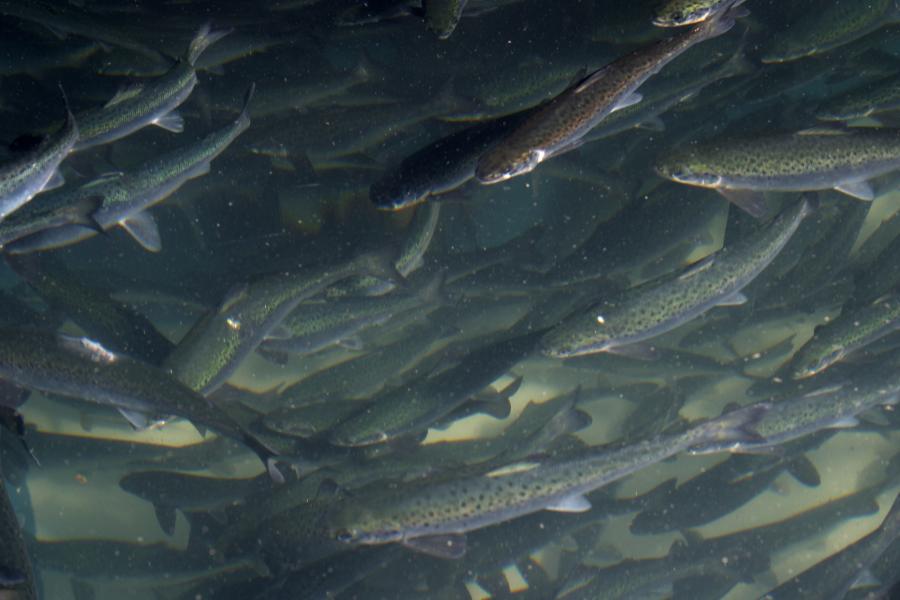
<box><xmin>716</xmin><ymin>291</ymin><xmax>748</xmax><ymax>307</ymax></box>
<box><xmin>120</xmin><ymin>212</ymin><xmax>161</xmax><ymax>252</ymax></box>
<box><xmin>718</xmin><ymin>189</ymin><xmax>768</xmax><ymax>219</ymax></box>
<box><xmin>545</xmin><ymin>493</ymin><xmax>591</xmax><ymax>513</ymax></box>
<box><xmin>45</xmin><ymin>169</ymin><xmax>65</xmax><ymax>191</ymax></box>
<box><xmin>834</xmin><ymin>180</ymin><xmax>874</xmax><ymax>201</ymax></box>
<box><xmin>153</xmin><ymin>503</ymin><xmax>177</xmax><ymax>536</ymax></box>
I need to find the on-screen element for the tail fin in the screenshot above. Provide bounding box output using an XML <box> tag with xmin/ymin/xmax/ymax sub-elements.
<box><xmin>187</xmin><ymin>23</ymin><xmax>233</xmax><ymax>66</ymax></box>
<box><xmin>241</xmin><ymin>431</ymin><xmax>284</xmax><ymax>484</ymax></box>
<box><xmin>687</xmin><ymin>402</ymin><xmax>771</xmax><ymax>455</ymax></box>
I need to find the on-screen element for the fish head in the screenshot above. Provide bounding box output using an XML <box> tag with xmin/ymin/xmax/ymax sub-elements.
<box><xmin>476</xmin><ymin>148</ymin><xmax>545</xmax><ymax>185</ymax></box>
<box><xmin>329</xmin><ymin>421</ymin><xmax>390</xmax><ymax>447</ymax></box>
<box><xmin>792</xmin><ymin>345</ymin><xmax>845</xmax><ymax>380</ymax></box>
<box><xmin>656</xmin><ymin>154</ymin><xmax>723</xmax><ymax>189</ymax></box>
<box><xmin>328</xmin><ymin>502</ymin><xmax>403</xmax><ymax>547</ymax></box>
<box><xmin>539</xmin><ymin>317</ymin><xmax>613</xmax><ymax>358</ymax></box>
<box><xmin>653</xmin><ymin>0</ymin><xmax>726</xmax><ymax>27</ymax></box>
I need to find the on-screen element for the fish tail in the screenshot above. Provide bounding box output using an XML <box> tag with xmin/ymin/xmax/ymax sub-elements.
<box><xmin>187</xmin><ymin>23</ymin><xmax>233</xmax><ymax>66</ymax></box>
<box><xmin>236</xmin><ymin>83</ymin><xmax>256</xmax><ymax>129</ymax></box>
<box><xmin>362</xmin><ymin>247</ymin><xmax>405</xmax><ymax>287</ymax></box>
<box><xmin>699</xmin><ymin>0</ymin><xmax>748</xmax><ymax>38</ymax></box>
<box><xmin>242</xmin><ymin>431</ymin><xmax>285</xmax><ymax>484</ymax></box>
<box><xmin>690</xmin><ymin>402</ymin><xmax>771</xmax><ymax>452</ymax></box>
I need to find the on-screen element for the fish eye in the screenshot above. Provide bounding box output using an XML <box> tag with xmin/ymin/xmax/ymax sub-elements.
<box><xmin>335</xmin><ymin>529</ymin><xmax>354</xmax><ymax>543</ymax></box>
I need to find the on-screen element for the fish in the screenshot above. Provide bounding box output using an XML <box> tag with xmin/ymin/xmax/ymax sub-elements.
<box><xmin>473</xmin><ymin>0</ymin><xmax>747</xmax><ymax>184</ymax></box>
<box><xmin>333</xmin><ymin>203</ymin><xmax>443</xmax><ymax>294</ymax></box>
<box><xmin>370</xmin><ymin>110</ymin><xmax>532</xmax><ymax>210</ymax></box>
<box><xmin>761</xmin><ymin>493</ymin><xmax>900</xmax><ymax>599</ymax></box>
<box><xmin>327</xmin><ymin>327</ymin><xmax>544</xmax><ymax>447</ymax></box>
<box><xmin>0</xmin><ymin>98</ymin><xmax>78</xmax><ymax>221</ymax></box>
<box><xmin>423</xmin><ymin>0</ymin><xmax>469</xmax><ymax>39</ymax></box>
<box><xmin>0</xmin><ymin>329</ymin><xmax>281</xmax><ymax>479</ymax></box>
<box><xmin>629</xmin><ymin>452</ymin><xmax>822</xmax><ymax>535</ymax></box>
<box><xmin>325</xmin><ymin>403</ymin><xmax>768</xmax><ymax>558</ymax></box>
<box><xmin>163</xmin><ymin>250</ymin><xmax>401</xmax><ymax>395</ymax></box>
<box><xmin>258</xmin><ymin>322</ymin><xmax>451</xmax><ymax>427</ymax></box>
<box><xmin>790</xmin><ymin>293</ymin><xmax>900</xmax><ymax>379</ymax></box>
<box><xmin>5</xmin><ymin>84</ymin><xmax>254</xmax><ymax>254</ymax></box>
<box><xmin>657</xmin><ymin>128</ymin><xmax>900</xmax><ymax>207</ymax></box>
<box><xmin>72</xmin><ymin>23</ymin><xmax>230</xmax><ymax>151</ymax></box>
<box><xmin>761</xmin><ymin>0</ymin><xmax>900</xmax><ymax>64</ymax></box>
<box><xmin>817</xmin><ymin>73</ymin><xmax>900</xmax><ymax>122</ymax></box>
<box><xmin>238</xmin><ymin>59</ymin><xmax>371</xmax><ymax>120</ymax></box>
<box><xmin>0</xmin><ymin>464</ymin><xmax>36</xmax><ymax>600</ymax></box>
<box><xmin>0</xmin><ymin>0</ymin><xmax>166</xmax><ymax>63</ymax></box>
<box><xmin>0</xmin><ymin>194</ymin><xmax>102</xmax><ymax>249</ymax></box>
<box><xmin>653</xmin><ymin>0</ymin><xmax>744</xmax><ymax>27</ymax></box>
<box><xmin>118</xmin><ymin>470</ymin><xmax>269</xmax><ymax>536</ymax></box>
<box><xmin>540</xmin><ymin>196</ymin><xmax>812</xmax><ymax>358</ymax></box>
<box><xmin>555</xmin><ymin>546</ymin><xmax>738</xmax><ymax>600</ymax></box>
<box><xmin>693</xmin><ymin>370</ymin><xmax>900</xmax><ymax>455</ymax></box>
<box><xmin>5</xmin><ymin>254</ymin><xmax>174</xmax><ymax>366</ymax></box>
<box><xmin>258</xmin><ymin>269</ymin><xmax>445</xmax><ymax>359</ymax></box>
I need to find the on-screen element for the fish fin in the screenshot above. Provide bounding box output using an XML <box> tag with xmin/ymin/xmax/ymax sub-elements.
<box><xmin>219</xmin><ymin>283</ymin><xmax>249</xmax><ymax>313</ymax></box>
<box><xmin>638</xmin><ymin>477</ymin><xmax>678</xmax><ymax>511</ymax></box>
<box><xmin>718</xmin><ymin>189</ymin><xmax>768</xmax><ymax>219</ymax></box>
<box><xmin>153</xmin><ymin>111</ymin><xmax>185</xmax><ymax>133</ymax></box>
<box><xmin>83</xmin><ymin>171</ymin><xmax>125</xmax><ymax>188</ymax></box>
<box><xmin>834</xmin><ymin>181</ymin><xmax>875</xmax><ymax>201</ymax></box>
<box><xmin>477</xmin><ymin>395</ymin><xmax>513</xmax><ymax>419</ymax></box>
<box><xmin>119</xmin><ymin>212</ymin><xmax>162</xmax><ymax>252</ymax></box>
<box><xmin>858</xmin><ymin>408</ymin><xmax>891</xmax><ymax>427</ymax></box>
<box><xmin>486</xmin><ymin>462</ymin><xmax>541</xmax><ymax>478</ymax></box>
<box><xmin>574</xmin><ymin>66</ymin><xmax>609</xmax><ymax>93</ymax></box>
<box><xmin>638</xmin><ymin>116</ymin><xmax>665</xmax><ymax>131</ymax></box>
<box><xmin>611</xmin><ymin>92</ymin><xmax>642</xmax><ymax>113</ymax></box>
<box><xmin>403</xmin><ymin>534</ymin><xmax>466</xmax><ymax>559</ymax></box>
<box><xmin>264</xmin><ymin>324</ymin><xmax>293</xmax><ymax>341</ymax></box>
<box><xmin>786</xmin><ymin>455</ymin><xmax>821</xmax><ymax>487</ymax></box>
<box><xmin>560</xmin><ymin>406</ymin><xmax>593</xmax><ymax>434</ymax></box>
<box><xmin>337</xmin><ymin>336</ymin><xmax>364</xmax><ymax>351</ymax></box>
<box><xmin>801</xmin><ymin>383</ymin><xmax>846</xmax><ymax>398</ymax></box>
<box><xmin>240</xmin><ymin>431</ymin><xmax>284</xmax><ymax>484</ymax></box>
<box><xmin>689</xmin><ymin>402</ymin><xmax>771</xmax><ymax>453</ymax></box>
<box><xmin>104</xmin><ymin>82</ymin><xmax>144</xmax><ymax>108</ymax></box>
<box><xmin>604</xmin><ymin>343</ymin><xmax>659</xmax><ymax>361</ymax></box>
<box><xmin>0</xmin><ymin>380</ymin><xmax>29</xmax><ymax>410</ymax></box>
<box><xmin>256</xmin><ymin>347</ymin><xmax>291</xmax><ymax>365</ymax></box>
<box><xmin>827</xmin><ymin>416</ymin><xmax>860</xmax><ymax>429</ymax></box>
<box><xmin>69</xmin><ymin>195</ymin><xmax>106</xmax><ymax>233</ymax></box>
<box><xmin>716</xmin><ymin>291</ymin><xmax>748</xmax><ymax>307</ymax></box>
<box><xmin>187</xmin><ymin>23</ymin><xmax>233</xmax><ymax>66</ymax></box>
<box><xmin>57</xmin><ymin>335</ymin><xmax>118</xmax><ymax>364</ymax></box>
<box><xmin>796</xmin><ymin>126</ymin><xmax>851</xmax><ymax>136</ymax></box>
<box><xmin>45</xmin><ymin>169</ymin><xmax>65</xmax><ymax>191</ymax></box>
<box><xmin>153</xmin><ymin>503</ymin><xmax>177</xmax><ymax>536</ymax></box>
<box><xmin>117</xmin><ymin>408</ymin><xmax>153</xmax><ymax>430</ymax></box>
<box><xmin>545</xmin><ymin>493</ymin><xmax>591</xmax><ymax>513</ymax></box>
<box><xmin>851</xmin><ymin>568</ymin><xmax>881</xmax><ymax>590</ymax></box>
<box><xmin>678</xmin><ymin>255</ymin><xmax>715</xmax><ymax>281</ymax></box>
